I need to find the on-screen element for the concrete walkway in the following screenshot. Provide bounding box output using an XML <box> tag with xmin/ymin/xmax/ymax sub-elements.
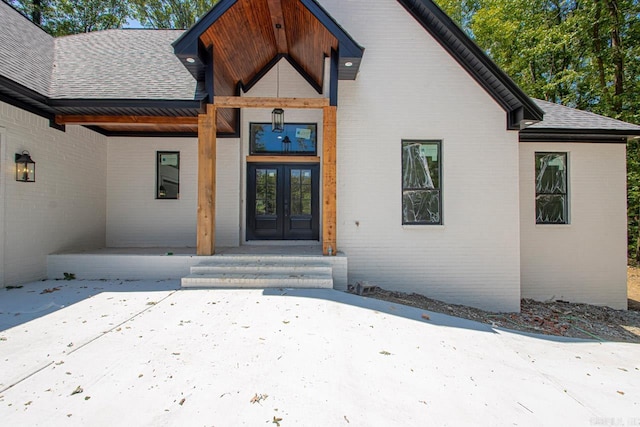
<box><xmin>0</xmin><ymin>280</ymin><xmax>638</xmax><ymax>426</ymax></box>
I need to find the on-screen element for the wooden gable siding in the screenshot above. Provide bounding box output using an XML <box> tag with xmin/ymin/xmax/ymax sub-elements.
<box><xmin>198</xmin><ymin>0</ymin><xmax>338</xmax><ymax>134</ymax></box>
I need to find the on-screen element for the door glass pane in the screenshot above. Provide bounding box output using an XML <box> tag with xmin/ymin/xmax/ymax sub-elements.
<box><xmin>290</xmin><ymin>169</ymin><xmax>312</xmax><ymax>215</ymax></box>
<box><xmin>256</xmin><ymin>169</ymin><xmax>277</xmax><ymax>215</ymax></box>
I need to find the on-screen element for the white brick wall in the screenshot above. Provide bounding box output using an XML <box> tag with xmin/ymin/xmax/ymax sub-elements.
<box><xmin>0</xmin><ymin>126</ymin><xmax>6</xmax><ymax>287</ymax></box>
<box><xmin>106</xmin><ymin>137</ymin><xmax>240</xmax><ymax>247</ymax></box>
<box><xmin>0</xmin><ymin>101</ymin><xmax>107</xmax><ymax>286</ymax></box>
<box><xmin>519</xmin><ymin>142</ymin><xmax>627</xmax><ymax>309</ymax></box>
<box><xmin>318</xmin><ymin>0</ymin><xmax>522</xmax><ymax>312</ymax></box>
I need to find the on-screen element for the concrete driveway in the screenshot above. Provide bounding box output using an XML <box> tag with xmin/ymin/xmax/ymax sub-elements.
<box><xmin>0</xmin><ymin>280</ymin><xmax>638</xmax><ymax>426</ymax></box>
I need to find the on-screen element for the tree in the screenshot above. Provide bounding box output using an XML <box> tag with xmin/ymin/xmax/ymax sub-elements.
<box><xmin>436</xmin><ymin>0</ymin><xmax>640</xmax><ymax>260</ymax></box>
<box><xmin>130</xmin><ymin>0</ymin><xmax>218</xmax><ymax>29</ymax></box>
<box><xmin>8</xmin><ymin>0</ymin><xmax>130</xmax><ymax>36</ymax></box>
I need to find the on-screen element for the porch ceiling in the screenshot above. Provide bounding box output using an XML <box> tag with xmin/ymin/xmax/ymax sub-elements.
<box><xmin>173</xmin><ymin>0</ymin><xmax>365</xmax><ymax>135</ymax></box>
<box><xmin>199</xmin><ymin>0</ymin><xmax>338</xmax><ymax>99</ymax></box>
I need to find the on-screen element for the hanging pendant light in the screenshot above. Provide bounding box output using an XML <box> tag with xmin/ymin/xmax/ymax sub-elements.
<box><xmin>272</xmin><ymin>108</ymin><xmax>284</xmax><ymax>133</ymax></box>
<box><xmin>272</xmin><ymin>43</ymin><xmax>284</xmax><ymax>132</ymax></box>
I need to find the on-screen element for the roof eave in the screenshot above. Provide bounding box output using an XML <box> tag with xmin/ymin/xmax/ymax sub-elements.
<box><xmin>397</xmin><ymin>0</ymin><xmax>543</xmax><ymax>130</ymax></box>
<box><xmin>520</xmin><ymin>127</ymin><xmax>640</xmax><ymax>143</ymax></box>
<box><xmin>171</xmin><ymin>0</ymin><xmax>365</xmax><ymax>82</ymax></box>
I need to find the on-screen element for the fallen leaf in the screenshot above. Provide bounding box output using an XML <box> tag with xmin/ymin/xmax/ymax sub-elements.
<box><xmin>84</xmin><ymin>396</ymin><xmax>91</xmax><ymax>401</ymax></box>
<box><xmin>272</xmin><ymin>416</ymin><xmax>283</xmax><ymax>426</ymax></box>
<box><xmin>379</xmin><ymin>351</ymin><xmax>391</xmax><ymax>356</ymax></box>
<box><xmin>40</xmin><ymin>287</ymin><xmax>61</xmax><ymax>294</ymax></box>
<box><xmin>282</xmin><ymin>321</ymin><xmax>290</xmax><ymax>324</ymax></box>
<box><xmin>421</xmin><ymin>313</ymin><xmax>431</xmax><ymax>321</ymax></box>
<box><xmin>344</xmin><ymin>415</ymin><xmax>350</xmax><ymax>423</ymax></box>
<box><xmin>179</xmin><ymin>398</ymin><xmax>185</xmax><ymax>406</ymax></box>
<box><xmin>71</xmin><ymin>386</ymin><xmax>83</xmax><ymax>396</ymax></box>
<box><xmin>250</xmin><ymin>393</ymin><xmax>268</xmax><ymax>404</ymax></box>
<box><xmin>146</xmin><ymin>302</ymin><xmax>157</xmax><ymax>306</ymax></box>
<box><xmin>24</xmin><ymin>401</ymin><xmax>32</xmax><ymax>406</ymax></box>
<box><xmin>617</xmin><ymin>391</ymin><xmax>625</xmax><ymax>395</ymax></box>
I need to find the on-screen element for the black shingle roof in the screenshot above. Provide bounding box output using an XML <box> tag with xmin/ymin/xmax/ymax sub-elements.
<box><xmin>52</xmin><ymin>29</ymin><xmax>197</xmax><ymax>100</ymax></box>
<box><xmin>0</xmin><ymin>1</ymin><xmax>54</xmax><ymax>96</ymax></box>
<box><xmin>531</xmin><ymin>99</ymin><xmax>640</xmax><ymax>132</ymax></box>
<box><xmin>519</xmin><ymin>99</ymin><xmax>640</xmax><ymax>142</ymax></box>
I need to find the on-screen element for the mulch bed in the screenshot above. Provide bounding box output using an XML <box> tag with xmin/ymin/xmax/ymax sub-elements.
<box><xmin>366</xmin><ymin>288</ymin><xmax>640</xmax><ymax>343</ymax></box>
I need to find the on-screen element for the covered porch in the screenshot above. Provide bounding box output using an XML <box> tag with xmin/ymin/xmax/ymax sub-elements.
<box><xmin>54</xmin><ymin>0</ymin><xmax>364</xmax><ymax>257</ymax></box>
<box><xmin>46</xmin><ymin>245</ymin><xmax>348</xmax><ymax>290</ymax></box>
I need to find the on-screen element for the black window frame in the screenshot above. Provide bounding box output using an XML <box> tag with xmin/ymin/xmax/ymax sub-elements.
<box><xmin>156</xmin><ymin>151</ymin><xmax>180</xmax><ymax>200</ymax></box>
<box><xmin>535</xmin><ymin>152</ymin><xmax>568</xmax><ymax>224</ymax></box>
<box><xmin>249</xmin><ymin>122</ymin><xmax>318</xmax><ymax>156</ymax></box>
<box><xmin>401</xmin><ymin>140</ymin><xmax>443</xmax><ymax>225</ymax></box>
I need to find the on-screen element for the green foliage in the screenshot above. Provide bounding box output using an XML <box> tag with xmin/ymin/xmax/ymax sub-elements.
<box><xmin>130</xmin><ymin>0</ymin><xmax>218</xmax><ymax>29</ymax></box>
<box><xmin>7</xmin><ymin>0</ymin><xmax>221</xmax><ymax>33</ymax></box>
<box><xmin>8</xmin><ymin>0</ymin><xmax>130</xmax><ymax>36</ymax></box>
<box><xmin>436</xmin><ymin>0</ymin><xmax>640</xmax><ymax>259</ymax></box>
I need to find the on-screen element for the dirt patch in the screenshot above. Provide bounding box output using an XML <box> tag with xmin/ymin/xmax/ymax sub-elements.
<box><xmin>627</xmin><ymin>266</ymin><xmax>640</xmax><ymax>311</ymax></box>
<box><xmin>362</xmin><ymin>270</ymin><xmax>640</xmax><ymax>343</ymax></box>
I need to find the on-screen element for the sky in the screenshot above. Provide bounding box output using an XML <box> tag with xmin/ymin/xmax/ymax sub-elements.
<box><xmin>124</xmin><ymin>17</ymin><xmax>143</xmax><ymax>28</ymax></box>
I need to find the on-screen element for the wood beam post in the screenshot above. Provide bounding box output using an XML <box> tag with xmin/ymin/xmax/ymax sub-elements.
<box><xmin>322</xmin><ymin>106</ymin><xmax>337</xmax><ymax>256</ymax></box>
<box><xmin>213</xmin><ymin>96</ymin><xmax>329</xmax><ymax>109</ymax></box>
<box><xmin>197</xmin><ymin>104</ymin><xmax>217</xmax><ymax>255</ymax></box>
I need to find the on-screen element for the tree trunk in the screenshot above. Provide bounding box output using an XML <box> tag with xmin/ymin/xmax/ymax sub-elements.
<box><xmin>606</xmin><ymin>0</ymin><xmax>624</xmax><ymax>113</ymax></box>
<box><xmin>32</xmin><ymin>0</ymin><xmax>42</xmax><ymax>26</ymax></box>
<box><xmin>592</xmin><ymin>1</ymin><xmax>608</xmax><ymax>96</ymax></box>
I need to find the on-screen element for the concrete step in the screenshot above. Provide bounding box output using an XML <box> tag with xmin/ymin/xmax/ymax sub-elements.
<box><xmin>191</xmin><ymin>255</ymin><xmax>332</xmax><ymax>266</ymax></box>
<box><xmin>190</xmin><ymin>264</ymin><xmax>333</xmax><ymax>275</ymax></box>
<box><xmin>181</xmin><ymin>272</ymin><xmax>333</xmax><ymax>289</ymax></box>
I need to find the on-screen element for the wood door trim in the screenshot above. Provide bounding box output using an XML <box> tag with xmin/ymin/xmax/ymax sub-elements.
<box><xmin>246</xmin><ymin>155</ymin><xmax>320</xmax><ymax>163</ymax></box>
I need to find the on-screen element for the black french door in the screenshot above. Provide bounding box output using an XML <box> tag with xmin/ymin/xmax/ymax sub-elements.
<box><xmin>246</xmin><ymin>163</ymin><xmax>320</xmax><ymax>240</ymax></box>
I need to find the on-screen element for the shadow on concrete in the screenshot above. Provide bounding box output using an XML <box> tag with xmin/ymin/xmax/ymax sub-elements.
<box><xmin>2</xmin><ymin>280</ymin><xmax>598</xmax><ymax>343</ymax></box>
<box><xmin>0</xmin><ymin>280</ymin><xmax>179</xmax><ymax>332</ymax></box>
<box><xmin>262</xmin><ymin>288</ymin><xmax>598</xmax><ymax>343</ymax></box>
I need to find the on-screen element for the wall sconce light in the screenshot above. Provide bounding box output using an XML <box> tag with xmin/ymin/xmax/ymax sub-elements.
<box><xmin>272</xmin><ymin>108</ymin><xmax>285</xmax><ymax>132</ymax></box>
<box><xmin>15</xmin><ymin>150</ymin><xmax>35</xmax><ymax>182</ymax></box>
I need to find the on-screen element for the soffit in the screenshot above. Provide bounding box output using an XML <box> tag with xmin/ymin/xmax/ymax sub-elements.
<box><xmin>198</xmin><ymin>0</ymin><xmax>338</xmax><ymax>96</ymax></box>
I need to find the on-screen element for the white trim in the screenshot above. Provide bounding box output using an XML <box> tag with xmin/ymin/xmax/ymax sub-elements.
<box><xmin>0</xmin><ymin>126</ymin><xmax>6</xmax><ymax>287</ymax></box>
